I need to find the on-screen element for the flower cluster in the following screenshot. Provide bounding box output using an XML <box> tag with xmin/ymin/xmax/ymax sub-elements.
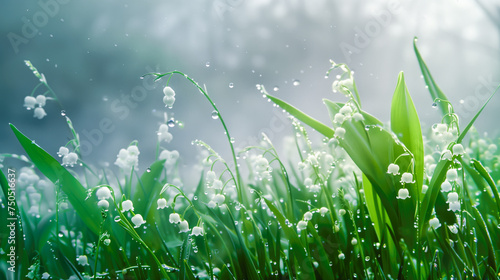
<box><xmin>169</xmin><ymin>213</ymin><xmax>190</xmax><ymax>233</ymax></box>
<box><xmin>157</xmin><ymin>123</ymin><xmax>173</xmax><ymax>143</ymax></box>
<box><xmin>115</xmin><ymin>145</ymin><xmax>140</xmax><ymax>172</ymax></box>
<box><xmin>96</xmin><ymin>187</ymin><xmax>112</xmax><ymax>209</ymax></box>
<box><xmin>57</xmin><ymin>146</ymin><xmax>79</xmax><ymax>167</ymax></box>
<box><xmin>159</xmin><ymin>149</ymin><xmax>179</xmax><ymax>169</ymax></box>
<box><xmin>252</xmin><ymin>155</ymin><xmax>272</xmax><ymax>181</ymax></box>
<box><xmin>304</xmin><ymin>178</ymin><xmax>321</xmax><ymax>193</ymax></box>
<box><xmin>24</xmin><ymin>95</ymin><xmax>48</xmax><ymax>119</ymax></box>
<box><xmin>431</xmin><ymin>123</ymin><xmax>458</xmax><ymax>145</ymax></box>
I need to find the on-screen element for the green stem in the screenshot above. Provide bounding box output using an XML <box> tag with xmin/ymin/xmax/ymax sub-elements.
<box><xmin>150</xmin><ymin>71</ymin><xmax>245</xmax><ymax>204</ymax></box>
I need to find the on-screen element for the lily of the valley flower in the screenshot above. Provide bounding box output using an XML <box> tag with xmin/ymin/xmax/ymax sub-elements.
<box><xmin>335</xmin><ymin>127</ymin><xmax>346</xmax><ymax>139</ymax></box>
<box><xmin>441</xmin><ymin>180</ymin><xmax>452</xmax><ymax>192</ymax></box>
<box><xmin>352</xmin><ymin>112</ymin><xmax>364</xmax><ymax>121</ymax></box>
<box><xmin>157</xmin><ymin>198</ymin><xmax>167</xmax><ymax>209</ymax></box>
<box><xmin>97</xmin><ymin>199</ymin><xmax>109</xmax><ymax>209</ymax></box>
<box><xmin>63</xmin><ymin>152</ymin><xmax>78</xmax><ymax>167</ymax></box>
<box><xmin>77</xmin><ymin>255</ymin><xmax>89</xmax><ymax>266</ymax></box>
<box><xmin>115</xmin><ymin>145</ymin><xmax>140</xmax><ymax>172</ymax></box>
<box><xmin>24</xmin><ymin>96</ymin><xmax>37</xmax><ymax>109</ymax></box>
<box><xmin>303</xmin><ymin>212</ymin><xmax>313</xmax><ymax>221</ymax></box>
<box><xmin>213</xmin><ymin>194</ymin><xmax>225</xmax><ymax>205</ymax></box>
<box><xmin>387</xmin><ymin>163</ymin><xmax>400</xmax><ymax>175</ymax></box>
<box><xmin>131</xmin><ymin>214</ymin><xmax>146</xmax><ymax>228</ymax></box>
<box><xmin>179</xmin><ymin>220</ymin><xmax>189</xmax><ymax>233</ymax></box>
<box><xmin>158</xmin><ymin>124</ymin><xmax>173</xmax><ymax>143</ymax></box>
<box><xmin>446</xmin><ymin>169</ymin><xmax>458</xmax><ymax>181</ymax></box>
<box><xmin>452</xmin><ymin>144</ymin><xmax>465</xmax><ymax>156</ymax></box>
<box><xmin>169</xmin><ymin>213</ymin><xmax>181</xmax><ymax>224</ymax></box>
<box><xmin>36</xmin><ymin>95</ymin><xmax>46</xmax><ymax>107</ymax></box>
<box><xmin>34</xmin><ymin>107</ymin><xmax>47</xmax><ymax>119</ymax></box>
<box><xmin>62</xmin><ymin>152</ymin><xmax>78</xmax><ymax>167</ymax></box>
<box><xmin>57</xmin><ymin>146</ymin><xmax>69</xmax><ymax>157</ymax></box>
<box><xmin>297</xmin><ymin>220</ymin><xmax>308</xmax><ymax>231</ymax></box>
<box><xmin>96</xmin><ymin>187</ymin><xmax>111</xmax><ymax>200</ymax></box>
<box><xmin>192</xmin><ymin>226</ymin><xmax>204</xmax><ymax>236</ymax></box>
<box><xmin>163</xmin><ymin>86</ymin><xmax>176</xmax><ymax>108</ymax></box>
<box><xmin>319</xmin><ymin>207</ymin><xmax>329</xmax><ymax>217</ymax></box>
<box><xmin>400</xmin><ymin>172</ymin><xmax>414</xmax><ymax>184</ymax></box>
<box><xmin>396</xmin><ymin>188</ymin><xmax>410</xmax><ymax>200</ymax></box>
<box><xmin>121</xmin><ymin>200</ymin><xmax>134</xmax><ymax>212</ymax></box>
<box><xmin>429</xmin><ymin>217</ymin><xmax>441</xmax><ymax>230</ymax></box>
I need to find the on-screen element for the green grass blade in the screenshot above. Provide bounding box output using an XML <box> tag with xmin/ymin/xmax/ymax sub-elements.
<box><xmin>264</xmin><ymin>198</ymin><xmax>315</xmax><ymax>278</ymax></box>
<box><xmin>456</xmin><ymin>84</ymin><xmax>499</xmax><ymax>143</ymax></box>
<box><xmin>413</xmin><ymin>37</ymin><xmax>451</xmax><ymax>117</ymax></box>
<box><xmin>307</xmin><ymin>223</ymin><xmax>335</xmax><ymax>279</ymax></box>
<box><xmin>471</xmin><ymin>159</ymin><xmax>500</xmax><ymax>217</ymax></box>
<box><xmin>265</xmin><ymin>94</ymin><xmax>334</xmax><ymax>138</ymax></box>
<box><xmin>10</xmin><ymin>124</ymin><xmax>102</xmax><ymax>235</ymax></box>
<box><xmin>470</xmin><ymin>207</ymin><xmax>497</xmax><ymax>273</ymax></box>
<box><xmin>420</xmin><ymin>159</ymin><xmax>456</xmax><ymax>234</ymax></box>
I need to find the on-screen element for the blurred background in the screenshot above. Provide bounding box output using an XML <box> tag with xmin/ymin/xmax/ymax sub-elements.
<box><xmin>1</xmin><ymin>0</ymin><xmax>499</xmax><ymax>175</ymax></box>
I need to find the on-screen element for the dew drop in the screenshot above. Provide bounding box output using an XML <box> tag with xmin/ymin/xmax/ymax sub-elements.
<box><xmin>273</xmin><ymin>86</ymin><xmax>279</xmax><ymax>92</ymax></box>
<box><xmin>211</xmin><ymin>111</ymin><xmax>219</xmax><ymax>119</ymax></box>
<box><xmin>432</xmin><ymin>102</ymin><xmax>437</xmax><ymax>108</ymax></box>
<box><xmin>205</xmin><ymin>62</ymin><xmax>210</xmax><ymax>67</ymax></box>
<box><xmin>61</xmin><ymin>110</ymin><xmax>66</xmax><ymax>116</ymax></box>
<box><xmin>167</xmin><ymin>119</ymin><xmax>175</xmax><ymax>127</ymax></box>
<box><xmin>293</xmin><ymin>79</ymin><xmax>300</xmax><ymax>86</ymax></box>
<box><xmin>229</xmin><ymin>83</ymin><xmax>234</xmax><ymax>88</ymax></box>
<box><xmin>146</xmin><ymin>168</ymin><xmax>151</xmax><ymax>173</ymax></box>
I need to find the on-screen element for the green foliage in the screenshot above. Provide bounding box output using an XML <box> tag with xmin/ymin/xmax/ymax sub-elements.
<box><xmin>2</xmin><ymin>40</ymin><xmax>499</xmax><ymax>280</ymax></box>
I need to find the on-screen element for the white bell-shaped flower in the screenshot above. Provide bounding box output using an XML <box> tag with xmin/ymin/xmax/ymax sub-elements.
<box><xmin>33</xmin><ymin>107</ymin><xmax>47</xmax><ymax>119</ymax></box>
<box><xmin>131</xmin><ymin>214</ymin><xmax>146</xmax><ymax>228</ymax></box>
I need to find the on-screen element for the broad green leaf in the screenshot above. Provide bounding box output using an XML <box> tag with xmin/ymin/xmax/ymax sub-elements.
<box><xmin>10</xmin><ymin>124</ymin><xmax>102</xmax><ymax>235</ymax></box>
<box><xmin>134</xmin><ymin>159</ymin><xmax>166</xmax><ymax>218</ymax></box>
<box><xmin>413</xmin><ymin>37</ymin><xmax>451</xmax><ymax>117</ymax></box>
<box><xmin>391</xmin><ymin>72</ymin><xmax>424</xmax><ymax>199</ymax></box>
<box><xmin>265</xmin><ymin>94</ymin><xmax>334</xmax><ymax>138</ymax></box>
<box><xmin>323</xmin><ymin>100</ymin><xmax>401</xmax><ymax>227</ymax></box>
